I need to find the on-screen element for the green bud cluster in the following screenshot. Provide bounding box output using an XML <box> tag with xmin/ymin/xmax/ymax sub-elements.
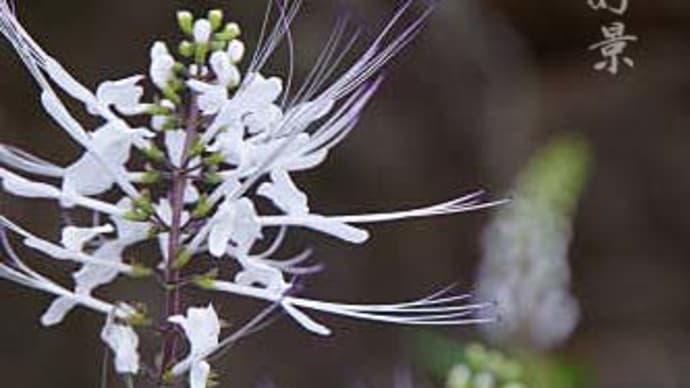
<box><xmin>447</xmin><ymin>344</ymin><xmax>526</xmax><ymax>388</ymax></box>
<box><xmin>176</xmin><ymin>9</ymin><xmax>243</xmax><ymax>64</ymax></box>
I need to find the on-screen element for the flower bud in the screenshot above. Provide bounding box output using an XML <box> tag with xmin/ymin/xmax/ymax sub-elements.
<box><xmin>178</xmin><ymin>41</ymin><xmax>194</xmax><ymax>58</ymax></box>
<box><xmin>193</xmin><ymin>19</ymin><xmax>213</xmax><ymax>43</ymax></box>
<box><xmin>177</xmin><ymin>10</ymin><xmax>194</xmax><ymax>35</ymax></box>
<box><xmin>216</xmin><ymin>22</ymin><xmax>241</xmax><ymax>41</ymax></box>
<box><xmin>208</xmin><ymin>9</ymin><xmax>224</xmax><ymax>31</ymax></box>
<box><xmin>227</xmin><ymin>40</ymin><xmax>245</xmax><ymax>63</ymax></box>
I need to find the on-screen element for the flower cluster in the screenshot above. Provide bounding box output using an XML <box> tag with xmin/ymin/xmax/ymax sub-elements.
<box><xmin>476</xmin><ymin>135</ymin><xmax>590</xmax><ymax>350</ymax></box>
<box><xmin>0</xmin><ymin>1</ymin><xmax>502</xmax><ymax>386</ymax></box>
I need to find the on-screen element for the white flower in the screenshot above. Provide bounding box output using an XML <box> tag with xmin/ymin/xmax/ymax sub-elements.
<box><xmin>101</xmin><ymin>313</ymin><xmax>140</xmax><ymax>375</ymax></box>
<box><xmin>169</xmin><ymin>305</ymin><xmax>221</xmax><ymax>388</ymax></box>
<box><xmin>91</xmin><ymin>75</ymin><xmax>147</xmax><ymax>116</ymax></box>
<box><xmin>208</xmin><ymin>198</ymin><xmax>262</xmax><ymax>257</ymax></box>
<box><xmin>258</xmin><ymin>169</ymin><xmax>309</xmax><ymax>215</ymax></box>
<box><xmin>42</xmin><ymin>199</ymin><xmax>150</xmax><ymax>325</ymax></box>
<box><xmin>210</xmin><ymin>51</ymin><xmax>241</xmax><ymax>87</ymax></box>
<box><xmin>187</xmin><ymin>79</ymin><xmax>228</xmax><ymax>115</ymax></box>
<box><xmin>62</xmin><ymin>121</ymin><xmax>153</xmax><ymax>200</ymax></box>
<box><xmin>150</xmin><ymin>41</ymin><xmax>175</xmax><ymax>89</ymax></box>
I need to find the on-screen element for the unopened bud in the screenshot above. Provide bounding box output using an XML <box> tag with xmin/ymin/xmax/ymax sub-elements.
<box><xmin>177</xmin><ymin>11</ymin><xmax>194</xmax><ymax>35</ymax></box>
<box><xmin>216</xmin><ymin>22</ymin><xmax>241</xmax><ymax>41</ymax></box>
<box><xmin>208</xmin><ymin>9</ymin><xmax>224</xmax><ymax>31</ymax></box>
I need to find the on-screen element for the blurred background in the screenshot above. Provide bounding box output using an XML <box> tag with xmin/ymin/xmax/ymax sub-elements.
<box><xmin>1</xmin><ymin>0</ymin><xmax>689</xmax><ymax>387</ymax></box>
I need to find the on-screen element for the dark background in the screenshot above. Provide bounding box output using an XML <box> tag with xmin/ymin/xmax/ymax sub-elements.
<box><xmin>0</xmin><ymin>0</ymin><xmax>689</xmax><ymax>387</ymax></box>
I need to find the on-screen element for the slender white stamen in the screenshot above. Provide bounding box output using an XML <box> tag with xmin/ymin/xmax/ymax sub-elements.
<box><xmin>260</xmin><ymin>193</ymin><xmax>508</xmax><ymax>227</ymax></box>
<box><xmin>208</xmin><ymin>280</ymin><xmax>494</xmax><ymax>336</ymax></box>
<box><xmin>0</xmin><ymin>144</ymin><xmax>65</xmax><ymax>177</ymax></box>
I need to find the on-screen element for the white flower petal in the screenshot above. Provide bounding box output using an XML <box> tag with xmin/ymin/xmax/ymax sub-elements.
<box><xmin>208</xmin><ymin>198</ymin><xmax>262</xmax><ymax>257</ymax></box>
<box><xmin>210</xmin><ymin>51</ymin><xmax>240</xmax><ymax>87</ymax></box>
<box><xmin>190</xmin><ymin>361</ymin><xmax>211</xmax><ymax>388</ymax></box>
<box><xmin>257</xmin><ymin>170</ymin><xmax>308</xmax><ymax>215</ymax></box>
<box><xmin>101</xmin><ymin>316</ymin><xmax>140</xmax><ymax>374</ymax></box>
<box><xmin>95</xmin><ymin>75</ymin><xmax>146</xmax><ymax>115</ymax></box>
<box><xmin>188</xmin><ymin>79</ymin><xmax>228</xmax><ymax>115</ymax></box>
<box><xmin>282</xmin><ymin>302</ymin><xmax>332</xmax><ymax>336</ymax></box>
<box><xmin>169</xmin><ymin>304</ymin><xmax>220</xmax><ymax>369</ymax></box>
<box><xmin>60</xmin><ymin>224</ymin><xmax>114</xmax><ymax>252</ymax></box>
<box><xmin>0</xmin><ymin>167</ymin><xmax>61</xmax><ymax>198</ymax></box>
<box><xmin>165</xmin><ymin>130</ymin><xmax>187</xmax><ymax>168</ymax></box>
<box><xmin>150</xmin><ymin>42</ymin><xmax>175</xmax><ymax>89</ymax></box>
<box><xmin>41</xmin><ymin>296</ymin><xmax>77</xmax><ymax>326</ymax></box>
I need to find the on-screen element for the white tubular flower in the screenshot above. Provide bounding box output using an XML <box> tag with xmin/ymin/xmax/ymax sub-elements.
<box><xmin>208</xmin><ymin>198</ymin><xmax>262</xmax><ymax>257</ymax></box>
<box><xmin>43</xmin><ymin>200</ymin><xmax>151</xmax><ymax>326</ymax></box>
<box><xmin>209</xmin><ymin>51</ymin><xmax>241</xmax><ymax>88</ymax></box>
<box><xmin>258</xmin><ymin>169</ymin><xmax>309</xmax><ymax>215</ymax></box>
<box><xmin>62</xmin><ymin>121</ymin><xmax>153</xmax><ymax>200</ymax></box>
<box><xmin>92</xmin><ymin>75</ymin><xmax>148</xmax><ymax>116</ymax></box>
<box><xmin>101</xmin><ymin>313</ymin><xmax>140</xmax><ymax>375</ymax></box>
<box><xmin>169</xmin><ymin>305</ymin><xmax>221</xmax><ymax>388</ymax></box>
<box><xmin>150</xmin><ymin>41</ymin><xmax>175</xmax><ymax>89</ymax></box>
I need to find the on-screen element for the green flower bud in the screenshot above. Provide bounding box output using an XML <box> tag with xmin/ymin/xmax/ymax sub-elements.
<box><xmin>177</xmin><ymin>10</ymin><xmax>194</xmax><ymax>35</ymax></box>
<box><xmin>189</xmin><ymin>139</ymin><xmax>206</xmax><ymax>158</ymax></box>
<box><xmin>123</xmin><ymin>210</ymin><xmax>150</xmax><ymax>222</ymax></box>
<box><xmin>204</xmin><ymin>172</ymin><xmax>223</xmax><ymax>185</ymax></box>
<box><xmin>139</xmin><ymin>171</ymin><xmax>161</xmax><ymax>185</ymax></box>
<box><xmin>216</xmin><ymin>22</ymin><xmax>241</xmax><ymax>41</ymax></box>
<box><xmin>203</xmin><ymin>152</ymin><xmax>225</xmax><ymax>167</ymax></box>
<box><xmin>146</xmin><ymin>104</ymin><xmax>172</xmax><ymax>116</ymax></box>
<box><xmin>178</xmin><ymin>40</ymin><xmax>194</xmax><ymax>57</ymax></box>
<box><xmin>127</xmin><ymin>311</ymin><xmax>152</xmax><ymax>327</ymax></box>
<box><xmin>141</xmin><ymin>145</ymin><xmax>166</xmax><ymax>163</ymax></box>
<box><xmin>130</xmin><ymin>264</ymin><xmax>153</xmax><ymax>278</ymax></box>
<box><xmin>172</xmin><ymin>249</ymin><xmax>193</xmax><ymax>270</ymax></box>
<box><xmin>192</xmin><ymin>195</ymin><xmax>212</xmax><ymax>219</ymax></box>
<box><xmin>192</xmin><ymin>270</ymin><xmax>218</xmax><ymax>290</ymax></box>
<box><xmin>162</xmin><ymin>86</ymin><xmax>182</xmax><ymax>105</ymax></box>
<box><xmin>208</xmin><ymin>9</ymin><xmax>224</xmax><ymax>31</ymax></box>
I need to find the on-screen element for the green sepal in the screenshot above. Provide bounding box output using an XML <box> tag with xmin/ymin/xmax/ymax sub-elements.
<box><xmin>139</xmin><ymin>171</ymin><xmax>161</xmax><ymax>185</ymax></box>
<box><xmin>129</xmin><ymin>264</ymin><xmax>154</xmax><ymax>278</ymax></box>
<box><xmin>192</xmin><ymin>268</ymin><xmax>219</xmax><ymax>290</ymax></box>
<box><xmin>203</xmin><ymin>172</ymin><xmax>223</xmax><ymax>185</ymax></box>
<box><xmin>123</xmin><ymin>210</ymin><xmax>150</xmax><ymax>222</ymax></box>
<box><xmin>140</xmin><ymin>145</ymin><xmax>166</xmax><ymax>163</ymax></box>
<box><xmin>126</xmin><ymin>311</ymin><xmax>152</xmax><ymax>327</ymax></box>
<box><xmin>203</xmin><ymin>152</ymin><xmax>225</xmax><ymax>167</ymax></box>
<box><xmin>191</xmin><ymin>195</ymin><xmax>212</xmax><ymax>219</ymax></box>
<box><xmin>189</xmin><ymin>139</ymin><xmax>206</xmax><ymax>158</ymax></box>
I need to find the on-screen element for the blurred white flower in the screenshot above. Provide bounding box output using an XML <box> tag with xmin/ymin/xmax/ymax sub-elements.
<box><xmin>476</xmin><ymin>135</ymin><xmax>590</xmax><ymax>350</ymax></box>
